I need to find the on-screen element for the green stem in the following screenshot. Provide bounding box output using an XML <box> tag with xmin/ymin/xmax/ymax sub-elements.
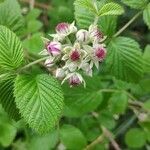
<box><xmin>99</xmin><ymin>89</ymin><xmax>137</xmax><ymax>101</ymax></box>
<box><xmin>18</xmin><ymin>56</ymin><xmax>49</xmax><ymax>72</ymax></box>
<box><xmin>114</xmin><ymin>11</ymin><xmax>142</xmax><ymax>37</ymax></box>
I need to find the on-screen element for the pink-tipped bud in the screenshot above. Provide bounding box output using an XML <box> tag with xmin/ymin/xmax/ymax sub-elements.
<box><xmin>56</xmin><ymin>68</ymin><xmax>65</xmax><ymax>79</ymax></box>
<box><xmin>95</xmin><ymin>46</ymin><xmax>106</xmax><ymax>61</ymax></box>
<box><xmin>69</xmin><ymin>75</ymin><xmax>81</xmax><ymax>86</ymax></box>
<box><xmin>76</xmin><ymin>29</ymin><xmax>89</xmax><ymax>42</ymax></box>
<box><xmin>46</xmin><ymin>41</ymin><xmax>61</xmax><ymax>56</ymax></box>
<box><xmin>56</xmin><ymin>22</ymin><xmax>70</xmax><ymax>35</ymax></box>
<box><xmin>70</xmin><ymin>50</ymin><xmax>80</xmax><ymax>61</ymax></box>
<box><xmin>89</xmin><ymin>24</ymin><xmax>103</xmax><ymax>42</ymax></box>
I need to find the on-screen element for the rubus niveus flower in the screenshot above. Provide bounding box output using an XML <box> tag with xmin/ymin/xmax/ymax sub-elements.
<box><xmin>40</xmin><ymin>21</ymin><xmax>107</xmax><ymax>87</ymax></box>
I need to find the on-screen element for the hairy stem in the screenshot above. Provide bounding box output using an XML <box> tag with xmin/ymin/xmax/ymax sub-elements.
<box><xmin>18</xmin><ymin>56</ymin><xmax>49</xmax><ymax>72</ymax></box>
<box><xmin>114</xmin><ymin>11</ymin><xmax>142</xmax><ymax>37</ymax></box>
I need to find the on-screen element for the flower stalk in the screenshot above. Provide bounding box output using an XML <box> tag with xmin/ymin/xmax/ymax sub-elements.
<box><xmin>114</xmin><ymin>11</ymin><xmax>142</xmax><ymax>37</ymax></box>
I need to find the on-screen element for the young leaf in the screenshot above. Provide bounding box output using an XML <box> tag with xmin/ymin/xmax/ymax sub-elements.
<box><xmin>62</xmin><ymin>76</ymin><xmax>103</xmax><ymax>117</ymax></box>
<box><xmin>98</xmin><ymin>2</ymin><xmax>124</xmax><ymax>16</ymax></box>
<box><xmin>0</xmin><ymin>79</ymin><xmax>20</xmax><ymax>120</ymax></box>
<box><xmin>105</xmin><ymin>37</ymin><xmax>143</xmax><ymax>82</ymax></box>
<box><xmin>143</xmin><ymin>3</ymin><xmax>150</xmax><ymax>29</ymax></box>
<box><xmin>0</xmin><ymin>0</ymin><xmax>24</xmax><ymax>32</ymax></box>
<box><xmin>0</xmin><ymin>26</ymin><xmax>24</xmax><ymax>72</ymax></box>
<box><xmin>122</xmin><ymin>0</ymin><xmax>149</xmax><ymax>10</ymax></box>
<box><xmin>14</xmin><ymin>74</ymin><xmax>64</xmax><ymax>134</ymax></box>
<box><xmin>60</xmin><ymin>124</ymin><xmax>87</xmax><ymax>149</ymax></box>
<box><xmin>125</xmin><ymin>128</ymin><xmax>146</xmax><ymax>148</ymax></box>
<box><xmin>109</xmin><ymin>92</ymin><xmax>128</xmax><ymax>114</ymax></box>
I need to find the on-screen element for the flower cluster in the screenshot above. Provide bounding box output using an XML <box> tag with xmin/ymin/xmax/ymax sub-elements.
<box><xmin>40</xmin><ymin>22</ymin><xmax>107</xmax><ymax>87</ymax></box>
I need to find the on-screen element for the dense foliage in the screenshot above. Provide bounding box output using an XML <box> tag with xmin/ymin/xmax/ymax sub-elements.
<box><xmin>0</xmin><ymin>0</ymin><xmax>150</xmax><ymax>149</ymax></box>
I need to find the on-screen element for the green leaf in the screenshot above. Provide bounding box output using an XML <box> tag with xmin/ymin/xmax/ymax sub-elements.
<box><xmin>122</xmin><ymin>0</ymin><xmax>149</xmax><ymax>10</ymax></box>
<box><xmin>143</xmin><ymin>45</ymin><xmax>150</xmax><ymax>73</ymax></box>
<box><xmin>23</xmin><ymin>33</ymin><xmax>44</xmax><ymax>54</ymax></box>
<box><xmin>28</xmin><ymin>131</ymin><xmax>59</xmax><ymax>150</ymax></box>
<box><xmin>0</xmin><ymin>107</ymin><xmax>17</xmax><ymax>147</ymax></box>
<box><xmin>98</xmin><ymin>2</ymin><xmax>124</xmax><ymax>16</ymax></box>
<box><xmin>27</xmin><ymin>20</ymin><xmax>43</xmax><ymax>33</ymax></box>
<box><xmin>98</xmin><ymin>15</ymin><xmax>117</xmax><ymax>37</ymax></box>
<box><xmin>143</xmin><ymin>3</ymin><xmax>150</xmax><ymax>30</ymax></box>
<box><xmin>143</xmin><ymin>100</ymin><xmax>150</xmax><ymax>110</ymax></box>
<box><xmin>109</xmin><ymin>92</ymin><xmax>128</xmax><ymax>114</ymax></box>
<box><xmin>14</xmin><ymin>74</ymin><xmax>64</xmax><ymax>134</ymax></box>
<box><xmin>0</xmin><ymin>26</ymin><xmax>24</xmax><ymax>72</ymax></box>
<box><xmin>0</xmin><ymin>121</ymin><xmax>17</xmax><ymax>147</ymax></box>
<box><xmin>60</xmin><ymin>124</ymin><xmax>87</xmax><ymax>150</ymax></box>
<box><xmin>125</xmin><ymin>128</ymin><xmax>146</xmax><ymax>148</ymax></box>
<box><xmin>140</xmin><ymin>77</ymin><xmax>150</xmax><ymax>93</ymax></box>
<box><xmin>74</xmin><ymin>1</ymin><xmax>94</xmax><ymax>29</ymax></box>
<box><xmin>0</xmin><ymin>0</ymin><xmax>24</xmax><ymax>32</ymax></box>
<box><xmin>0</xmin><ymin>0</ymin><xmax>5</xmax><ymax>3</ymax></box>
<box><xmin>98</xmin><ymin>110</ymin><xmax>116</xmax><ymax>130</ymax></box>
<box><xmin>26</xmin><ymin>8</ymin><xmax>42</xmax><ymax>21</ymax></box>
<box><xmin>0</xmin><ymin>79</ymin><xmax>20</xmax><ymax>120</ymax></box>
<box><xmin>62</xmin><ymin>76</ymin><xmax>103</xmax><ymax>117</ymax></box>
<box><xmin>74</xmin><ymin>0</ymin><xmax>98</xmax><ymax>15</ymax></box>
<box><xmin>106</xmin><ymin>37</ymin><xmax>143</xmax><ymax>82</ymax></box>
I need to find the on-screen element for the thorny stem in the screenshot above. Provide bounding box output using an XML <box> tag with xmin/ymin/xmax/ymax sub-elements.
<box><xmin>114</xmin><ymin>11</ymin><xmax>142</xmax><ymax>37</ymax></box>
<box><xmin>18</xmin><ymin>56</ymin><xmax>49</xmax><ymax>72</ymax></box>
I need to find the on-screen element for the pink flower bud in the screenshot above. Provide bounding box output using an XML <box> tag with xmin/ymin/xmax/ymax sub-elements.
<box><xmin>69</xmin><ymin>74</ymin><xmax>81</xmax><ymax>86</ymax></box>
<box><xmin>89</xmin><ymin>24</ymin><xmax>103</xmax><ymax>42</ymax></box>
<box><xmin>46</xmin><ymin>41</ymin><xmax>61</xmax><ymax>56</ymax></box>
<box><xmin>76</xmin><ymin>29</ymin><xmax>89</xmax><ymax>42</ymax></box>
<box><xmin>70</xmin><ymin>49</ymin><xmax>80</xmax><ymax>61</ymax></box>
<box><xmin>56</xmin><ymin>22</ymin><xmax>70</xmax><ymax>35</ymax></box>
<box><xmin>94</xmin><ymin>46</ymin><xmax>106</xmax><ymax>61</ymax></box>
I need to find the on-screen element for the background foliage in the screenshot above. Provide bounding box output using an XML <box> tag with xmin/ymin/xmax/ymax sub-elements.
<box><xmin>0</xmin><ymin>0</ymin><xmax>150</xmax><ymax>150</ymax></box>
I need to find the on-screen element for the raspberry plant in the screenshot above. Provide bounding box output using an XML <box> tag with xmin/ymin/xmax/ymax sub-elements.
<box><xmin>0</xmin><ymin>0</ymin><xmax>150</xmax><ymax>149</ymax></box>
